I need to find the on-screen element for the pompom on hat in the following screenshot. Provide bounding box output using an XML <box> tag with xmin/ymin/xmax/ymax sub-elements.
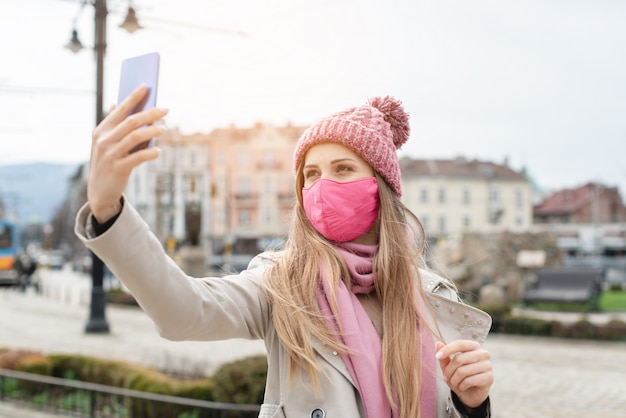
<box><xmin>293</xmin><ymin>96</ymin><xmax>410</xmax><ymax>197</ymax></box>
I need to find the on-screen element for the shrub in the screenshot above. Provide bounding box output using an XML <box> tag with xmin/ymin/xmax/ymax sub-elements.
<box><xmin>48</xmin><ymin>354</ymin><xmax>140</xmax><ymax>387</ymax></box>
<box><xmin>15</xmin><ymin>354</ymin><xmax>53</xmax><ymax>394</ymax></box>
<box><xmin>568</xmin><ymin>318</ymin><xmax>597</xmax><ymax>339</ymax></box>
<box><xmin>595</xmin><ymin>319</ymin><xmax>626</xmax><ymax>341</ymax></box>
<box><xmin>211</xmin><ymin>355</ymin><xmax>267</xmax><ymax>405</ymax></box>
<box><xmin>107</xmin><ymin>288</ymin><xmax>139</xmax><ymax>307</ymax></box>
<box><xmin>498</xmin><ymin>316</ymin><xmax>554</xmax><ymax>336</ymax></box>
<box><xmin>0</xmin><ymin>349</ymin><xmax>43</xmax><ymax>370</ymax></box>
<box><xmin>126</xmin><ymin>364</ymin><xmax>215</xmax><ymax>418</ymax></box>
<box><xmin>15</xmin><ymin>354</ymin><xmax>53</xmax><ymax>376</ymax></box>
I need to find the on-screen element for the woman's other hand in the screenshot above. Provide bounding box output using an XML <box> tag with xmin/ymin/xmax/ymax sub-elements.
<box><xmin>88</xmin><ymin>84</ymin><xmax>168</xmax><ymax>223</ymax></box>
<box><xmin>435</xmin><ymin>340</ymin><xmax>493</xmax><ymax>409</ymax></box>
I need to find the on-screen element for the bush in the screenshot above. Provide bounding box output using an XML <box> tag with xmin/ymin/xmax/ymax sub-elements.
<box><xmin>48</xmin><ymin>354</ymin><xmax>136</xmax><ymax>387</ymax></box>
<box><xmin>211</xmin><ymin>355</ymin><xmax>267</xmax><ymax>405</ymax></box>
<box><xmin>125</xmin><ymin>368</ymin><xmax>215</xmax><ymax>418</ymax></box>
<box><xmin>594</xmin><ymin>319</ymin><xmax>626</xmax><ymax>341</ymax></box>
<box><xmin>15</xmin><ymin>354</ymin><xmax>53</xmax><ymax>394</ymax></box>
<box><xmin>106</xmin><ymin>288</ymin><xmax>139</xmax><ymax>307</ymax></box>
<box><xmin>498</xmin><ymin>316</ymin><xmax>554</xmax><ymax>336</ymax></box>
<box><xmin>16</xmin><ymin>354</ymin><xmax>53</xmax><ymax>376</ymax></box>
<box><xmin>0</xmin><ymin>349</ymin><xmax>43</xmax><ymax>370</ymax></box>
<box><xmin>568</xmin><ymin>318</ymin><xmax>597</xmax><ymax>339</ymax></box>
<box><xmin>0</xmin><ymin>348</ymin><xmax>267</xmax><ymax>418</ymax></box>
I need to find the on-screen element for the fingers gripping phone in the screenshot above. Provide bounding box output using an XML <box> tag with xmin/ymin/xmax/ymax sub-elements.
<box><xmin>117</xmin><ymin>51</ymin><xmax>160</xmax><ymax>152</ymax></box>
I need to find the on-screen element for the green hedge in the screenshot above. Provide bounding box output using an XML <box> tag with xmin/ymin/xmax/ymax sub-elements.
<box><xmin>211</xmin><ymin>355</ymin><xmax>267</xmax><ymax>404</ymax></box>
<box><xmin>0</xmin><ymin>350</ymin><xmax>247</xmax><ymax>418</ymax></box>
<box><xmin>490</xmin><ymin>315</ymin><xmax>626</xmax><ymax>340</ymax></box>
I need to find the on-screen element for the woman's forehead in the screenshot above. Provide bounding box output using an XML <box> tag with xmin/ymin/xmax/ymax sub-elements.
<box><xmin>304</xmin><ymin>142</ymin><xmax>363</xmax><ymax>164</ymax></box>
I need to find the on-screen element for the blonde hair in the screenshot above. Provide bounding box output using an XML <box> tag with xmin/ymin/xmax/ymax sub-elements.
<box><xmin>263</xmin><ymin>167</ymin><xmax>436</xmax><ymax>418</ymax></box>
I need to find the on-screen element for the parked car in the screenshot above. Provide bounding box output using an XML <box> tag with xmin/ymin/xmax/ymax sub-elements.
<box><xmin>38</xmin><ymin>250</ymin><xmax>65</xmax><ymax>270</ymax></box>
<box><xmin>72</xmin><ymin>253</ymin><xmax>93</xmax><ymax>274</ymax></box>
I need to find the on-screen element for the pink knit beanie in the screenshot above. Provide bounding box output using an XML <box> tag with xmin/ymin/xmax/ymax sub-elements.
<box><xmin>293</xmin><ymin>96</ymin><xmax>410</xmax><ymax>197</ymax></box>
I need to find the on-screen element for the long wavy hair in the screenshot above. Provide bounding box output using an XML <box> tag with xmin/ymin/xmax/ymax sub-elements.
<box><xmin>263</xmin><ymin>166</ymin><xmax>438</xmax><ymax>418</ymax></box>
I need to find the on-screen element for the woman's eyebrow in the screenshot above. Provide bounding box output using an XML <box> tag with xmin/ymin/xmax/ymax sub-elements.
<box><xmin>330</xmin><ymin>158</ymin><xmax>357</xmax><ymax>164</ymax></box>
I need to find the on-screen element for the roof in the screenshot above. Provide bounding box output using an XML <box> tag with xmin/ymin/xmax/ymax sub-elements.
<box><xmin>400</xmin><ymin>156</ymin><xmax>527</xmax><ymax>181</ymax></box>
<box><xmin>533</xmin><ymin>183</ymin><xmax>593</xmax><ymax>215</ymax></box>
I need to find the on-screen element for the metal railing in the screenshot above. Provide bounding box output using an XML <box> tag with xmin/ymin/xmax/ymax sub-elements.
<box><xmin>0</xmin><ymin>368</ymin><xmax>260</xmax><ymax>418</ymax></box>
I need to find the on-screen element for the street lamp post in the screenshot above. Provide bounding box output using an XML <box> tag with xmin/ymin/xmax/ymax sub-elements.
<box><xmin>84</xmin><ymin>0</ymin><xmax>110</xmax><ymax>334</ymax></box>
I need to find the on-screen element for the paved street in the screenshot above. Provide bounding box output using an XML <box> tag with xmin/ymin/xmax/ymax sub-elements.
<box><xmin>1</xmin><ymin>267</ymin><xmax>626</xmax><ymax>417</ymax></box>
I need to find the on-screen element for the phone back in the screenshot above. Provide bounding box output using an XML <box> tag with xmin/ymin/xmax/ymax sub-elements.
<box><xmin>117</xmin><ymin>51</ymin><xmax>160</xmax><ymax>116</ymax></box>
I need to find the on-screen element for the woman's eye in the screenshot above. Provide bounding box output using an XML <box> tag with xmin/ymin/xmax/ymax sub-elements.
<box><xmin>337</xmin><ymin>165</ymin><xmax>353</xmax><ymax>173</ymax></box>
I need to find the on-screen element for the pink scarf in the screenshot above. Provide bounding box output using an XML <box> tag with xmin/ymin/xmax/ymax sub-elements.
<box><xmin>316</xmin><ymin>242</ymin><xmax>437</xmax><ymax>418</ymax></box>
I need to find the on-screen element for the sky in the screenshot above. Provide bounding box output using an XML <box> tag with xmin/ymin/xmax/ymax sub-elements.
<box><xmin>1</xmin><ymin>0</ymin><xmax>625</xmax><ymax>198</ymax></box>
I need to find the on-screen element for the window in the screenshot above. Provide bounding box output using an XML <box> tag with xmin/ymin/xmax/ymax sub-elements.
<box><xmin>515</xmin><ymin>187</ymin><xmax>524</xmax><ymax>208</ymax></box>
<box><xmin>420</xmin><ymin>188</ymin><xmax>429</xmax><ymax>203</ymax></box>
<box><xmin>463</xmin><ymin>187</ymin><xmax>471</xmax><ymax>204</ymax></box>
<box><xmin>463</xmin><ymin>214</ymin><xmax>471</xmax><ymax>228</ymax></box>
<box><xmin>238</xmin><ymin>209</ymin><xmax>251</xmax><ymax>226</ymax></box>
<box><xmin>421</xmin><ymin>215</ymin><xmax>428</xmax><ymax>233</ymax></box>
<box><xmin>238</xmin><ymin>178</ymin><xmax>251</xmax><ymax>196</ymax></box>
<box><xmin>0</xmin><ymin>225</ymin><xmax>12</xmax><ymax>249</ymax></box>
<box><xmin>238</xmin><ymin>151</ymin><xmax>250</xmax><ymax>166</ymax></box>
<box><xmin>264</xmin><ymin>207</ymin><xmax>273</xmax><ymax>223</ymax></box>
<box><xmin>263</xmin><ymin>151</ymin><xmax>276</xmax><ymax>168</ymax></box>
<box><xmin>490</xmin><ymin>185</ymin><xmax>500</xmax><ymax>203</ymax></box>
<box><xmin>438</xmin><ymin>187</ymin><xmax>446</xmax><ymax>204</ymax></box>
<box><xmin>439</xmin><ymin>216</ymin><xmax>446</xmax><ymax>234</ymax></box>
<box><xmin>264</xmin><ymin>178</ymin><xmax>273</xmax><ymax>194</ymax></box>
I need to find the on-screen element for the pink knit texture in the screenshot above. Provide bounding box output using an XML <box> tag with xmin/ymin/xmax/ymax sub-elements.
<box><xmin>293</xmin><ymin>96</ymin><xmax>410</xmax><ymax>197</ymax></box>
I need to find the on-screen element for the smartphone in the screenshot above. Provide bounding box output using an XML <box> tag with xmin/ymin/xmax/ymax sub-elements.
<box><xmin>117</xmin><ymin>51</ymin><xmax>160</xmax><ymax>152</ymax></box>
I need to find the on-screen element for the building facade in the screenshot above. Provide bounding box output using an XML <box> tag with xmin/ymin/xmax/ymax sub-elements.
<box><xmin>532</xmin><ymin>182</ymin><xmax>626</xmax><ymax>256</ymax></box>
<box><xmin>205</xmin><ymin>123</ymin><xmax>304</xmax><ymax>267</ymax></box>
<box><xmin>126</xmin><ymin>136</ymin><xmax>541</xmax><ymax>270</ymax></box>
<box><xmin>124</xmin><ymin>123</ymin><xmax>305</xmax><ymax>270</ymax></box>
<box><xmin>400</xmin><ymin>157</ymin><xmax>532</xmax><ymax>242</ymax></box>
<box><xmin>125</xmin><ymin>129</ymin><xmax>211</xmax><ymax>251</ymax></box>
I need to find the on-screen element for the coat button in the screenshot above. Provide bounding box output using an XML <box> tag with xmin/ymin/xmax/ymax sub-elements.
<box><xmin>311</xmin><ymin>408</ymin><xmax>326</xmax><ymax>418</ymax></box>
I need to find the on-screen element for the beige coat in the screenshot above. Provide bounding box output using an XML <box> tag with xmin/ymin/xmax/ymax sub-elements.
<box><xmin>75</xmin><ymin>200</ymin><xmax>491</xmax><ymax>418</ymax></box>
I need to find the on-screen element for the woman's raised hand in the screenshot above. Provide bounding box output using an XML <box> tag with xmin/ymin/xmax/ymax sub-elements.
<box><xmin>87</xmin><ymin>85</ymin><xmax>168</xmax><ymax>223</ymax></box>
<box><xmin>435</xmin><ymin>340</ymin><xmax>493</xmax><ymax>409</ymax></box>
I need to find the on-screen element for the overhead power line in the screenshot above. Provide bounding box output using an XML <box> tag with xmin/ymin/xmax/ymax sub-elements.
<box><xmin>0</xmin><ymin>85</ymin><xmax>94</xmax><ymax>96</ymax></box>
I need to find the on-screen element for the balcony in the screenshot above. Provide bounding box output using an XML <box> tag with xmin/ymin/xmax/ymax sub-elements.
<box><xmin>231</xmin><ymin>193</ymin><xmax>258</xmax><ymax>208</ymax></box>
<box><xmin>278</xmin><ymin>192</ymin><xmax>295</xmax><ymax>207</ymax></box>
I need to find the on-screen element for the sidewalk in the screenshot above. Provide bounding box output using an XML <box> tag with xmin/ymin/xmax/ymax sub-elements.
<box><xmin>2</xmin><ymin>267</ymin><xmax>626</xmax><ymax>417</ymax></box>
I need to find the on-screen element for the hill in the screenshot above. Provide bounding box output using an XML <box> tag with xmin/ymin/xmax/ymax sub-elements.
<box><xmin>0</xmin><ymin>162</ymin><xmax>81</xmax><ymax>225</ymax></box>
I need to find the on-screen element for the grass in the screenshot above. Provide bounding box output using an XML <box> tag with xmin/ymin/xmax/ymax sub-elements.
<box><xmin>519</xmin><ymin>290</ymin><xmax>626</xmax><ymax>313</ymax></box>
<box><xmin>599</xmin><ymin>291</ymin><xmax>626</xmax><ymax>311</ymax></box>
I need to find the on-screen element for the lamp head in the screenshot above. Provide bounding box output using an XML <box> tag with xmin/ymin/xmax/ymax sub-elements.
<box><xmin>65</xmin><ymin>29</ymin><xmax>84</xmax><ymax>53</ymax></box>
<box><xmin>120</xmin><ymin>7</ymin><xmax>143</xmax><ymax>33</ymax></box>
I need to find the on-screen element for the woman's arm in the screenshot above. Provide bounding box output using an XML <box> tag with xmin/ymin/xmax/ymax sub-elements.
<box><xmin>75</xmin><ymin>199</ymin><xmax>271</xmax><ymax>342</ymax></box>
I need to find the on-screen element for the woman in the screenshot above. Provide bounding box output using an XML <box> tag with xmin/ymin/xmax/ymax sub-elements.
<box><xmin>75</xmin><ymin>86</ymin><xmax>493</xmax><ymax>418</ymax></box>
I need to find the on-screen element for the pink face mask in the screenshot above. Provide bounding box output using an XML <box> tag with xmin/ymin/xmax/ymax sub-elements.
<box><xmin>302</xmin><ymin>177</ymin><xmax>379</xmax><ymax>242</ymax></box>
